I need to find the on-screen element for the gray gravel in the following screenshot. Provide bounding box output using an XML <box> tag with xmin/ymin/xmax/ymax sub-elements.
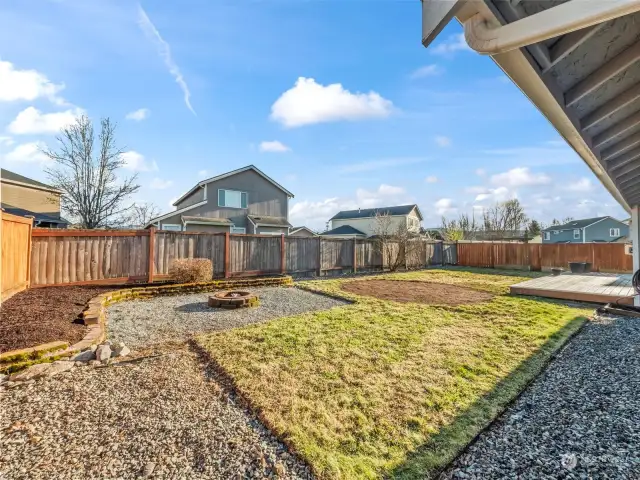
<box><xmin>0</xmin><ymin>347</ymin><xmax>314</xmax><ymax>479</ymax></box>
<box><xmin>107</xmin><ymin>287</ymin><xmax>347</xmax><ymax>348</ymax></box>
<box><xmin>442</xmin><ymin>313</ymin><xmax>640</xmax><ymax>479</ymax></box>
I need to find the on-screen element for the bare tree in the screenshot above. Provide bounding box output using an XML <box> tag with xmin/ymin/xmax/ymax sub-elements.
<box><xmin>482</xmin><ymin>199</ymin><xmax>528</xmax><ymax>237</ymax></box>
<box><xmin>440</xmin><ymin>213</ymin><xmax>479</xmax><ymax>241</ymax></box>
<box><xmin>372</xmin><ymin>212</ymin><xmax>421</xmax><ymax>271</ymax></box>
<box><xmin>128</xmin><ymin>202</ymin><xmax>161</xmax><ymax>228</ymax></box>
<box><xmin>43</xmin><ymin>115</ymin><xmax>140</xmax><ymax>229</ymax></box>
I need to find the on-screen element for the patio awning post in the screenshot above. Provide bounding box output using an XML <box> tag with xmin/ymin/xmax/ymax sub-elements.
<box><xmin>632</xmin><ymin>207</ymin><xmax>640</xmax><ymax>306</ymax></box>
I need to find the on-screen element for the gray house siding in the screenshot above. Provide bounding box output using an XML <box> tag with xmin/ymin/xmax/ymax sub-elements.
<box><xmin>584</xmin><ymin>218</ymin><xmax>629</xmax><ymax>242</ymax></box>
<box><xmin>159</xmin><ymin>169</ymin><xmax>289</xmax><ymax>232</ymax></box>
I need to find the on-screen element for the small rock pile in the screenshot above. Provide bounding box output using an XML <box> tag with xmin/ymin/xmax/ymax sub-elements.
<box><xmin>0</xmin><ymin>340</ymin><xmax>131</xmax><ymax>387</ymax></box>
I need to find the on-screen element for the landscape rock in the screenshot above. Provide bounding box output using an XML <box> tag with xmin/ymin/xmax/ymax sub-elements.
<box><xmin>10</xmin><ymin>362</ymin><xmax>52</xmax><ymax>381</ymax></box>
<box><xmin>44</xmin><ymin>360</ymin><xmax>75</xmax><ymax>378</ymax></box>
<box><xmin>95</xmin><ymin>344</ymin><xmax>112</xmax><ymax>363</ymax></box>
<box><xmin>0</xmin><ymin>373</ymin><xmax>7</xmax><ymax>383</ymax></box>
<box><xmin>73</xmin><ymin>350</ymin><xmax>96</xmax><ymax>362</ymax></box>
<box><xmin>142</xmin><ymin>462</ymin><xmax>156</xmax><ymax>477</ymax></box>
<box><xmin>90</xmin><ymin>344</ymin><xmax>98</xmax><ymax>352</ymax></box>
<box><xmin>112</xmin><ymin>342</ymin><xmax>131</xmax><ymax>358</ymax></box>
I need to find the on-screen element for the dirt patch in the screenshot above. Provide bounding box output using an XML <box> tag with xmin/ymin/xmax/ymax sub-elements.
<box><xmin>341</xmin><ymin>280</ymin><xmax>494</xmax><ymax>305</ymax></box>
<box><xmin>0</xmin><ymin>286</ymin><xmax>115</xmax><ymax>354</ymax></box>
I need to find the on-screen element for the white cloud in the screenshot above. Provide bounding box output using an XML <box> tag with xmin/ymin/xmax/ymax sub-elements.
<box><xmin>567</xmin><ymin>178</ymin><xmax>593</xmax><ymax>192</ymax></box>
<box><xmin>377</xmin><ymin>184</ymin><xmax>405</xmax><ymax>196</ymax></box>
<box><xmin>430</xmin><ymin>34</ymin><xmax>471</xmax><ymax>56</ymax></box>
<box><xmin>120</xmin><ymin>150</ymin><xmax>158</xmax><ymax>172</ymax></box>
<box><xmin>1</xmin><ymin>142</ymin><xmax>49</xmax><ymax>164</ymax></box>
<box><xmin>0</xmin><ymin>136</ymin><xmax>14</xmax><ymax>146</ymax></box>
<box><xmin>8</xmin><ymin>107</ymin><xmax>82</xmax><ymax>135</ymax></box>
<box><xmin>434</xmin><ymin>135</ymin><xmax>452</xmax><ymax>147</ymax></box>
<box><xmin>435</xmin><ymin>198</ymin><xmax>457</xmax><ymax>215</ymax></box>
<box><xmin>150</xmin><ymin>177</ymin><xmax>173</xmax><ymax>189</ymax></box>
<box><xmin>270</xmin><ymin>77</ymin><xmax>393</xmax><ymax>128</ymax></box>
<box><xmin>476</xmin><ymin>168</ymin><xmax>486</xmax><ymax>176</ymax></box>
<box><xmin>137</xmin><ymin>6</ymin><xmax>195</xmax><ymax>115</ymax></box>
<box><xmin>425</xmin><ymin>176</ymin><xmax>438</xmax><ymax>183</ymax></box>
<box><xmin>259</xmin><ymin>140</ymin><xmax>291</xmax><ymax>153</ymax></box>
<box><xmin>126</xmin><ymin>108</ymin><xmax>150</xmax><ymax>121</ymax></box>
<box><xmin>465</xmin><ymin>186</ymin><xmax>488</xmax><ymax>194</ymax></box>
<box><xmin>490</xmin><ymin>167</ymin><xmax>551</xmax><ymax>188</ymax></box>
<box><xmin>340</xmin><ymin>157</ymin><xmax>426</xmax><ymax>173</ymax></box>
<box><xmin>410</xmin><ymin>64</ymin><xmax>443</xmax><ymax>79</ymax></box>
<box><xmin>474</xmin><ymin>186</ymin><xmax>513</xmax><ymax>203</ymax></box>
<box><xmin>197</xmin><ymin>169</ymin><xmax>209</xmax><ymax>178</ymax></box>
<box><xmin>0</xmin><ymin>60</ymin><xmax>65</xmax><ymax>104</ymax></box>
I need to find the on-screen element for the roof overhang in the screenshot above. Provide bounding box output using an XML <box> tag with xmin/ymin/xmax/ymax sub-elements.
<box><xmin>422</xmin><ymin>0</ymin><xmax>640</xmax><ymax>212</ymax></box>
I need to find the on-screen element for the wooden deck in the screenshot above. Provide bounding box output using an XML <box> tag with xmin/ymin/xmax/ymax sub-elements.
<box><xmin>510</xmin><ymin>273</ymin><xmax>635</xmax><ymax>305</ymax></box>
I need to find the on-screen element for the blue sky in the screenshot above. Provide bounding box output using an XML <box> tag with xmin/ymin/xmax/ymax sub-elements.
<box><xmin>0</xmin><ymin>0</ymin><xmax>627</xmax><ymax>229</ymax></box>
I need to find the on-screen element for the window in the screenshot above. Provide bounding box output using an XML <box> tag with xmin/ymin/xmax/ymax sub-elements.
<box><xmin>231</xmin><ymin>227</ymin><xmax>246</xmax><ymax>234</ymax></box>
<box><xmin>573</xmin><ymin>229</ymin><xmax>580</xmax><ymax>239</ymax></box>
<box><xmin>544</xmin><ymin>232</ymin><xmax>550</xmax><ymax>240</ymax></box>
<box><xmin>161</xmin><ymin>224</ymin><xmax>182</xmax><ymax>231</ymax></box>
<box><xmin>218</xmin><ymin>189</ymin><xmax>248</xmax><ymax>208</ymax></box>
<box><xmin>610</xmin><ymin>228</ymin><xmax>621</xmax><ymax>237</ymax></box>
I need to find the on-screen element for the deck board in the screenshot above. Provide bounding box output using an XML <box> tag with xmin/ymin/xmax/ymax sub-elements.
<box><xmin>511</xmin><ymin>273</ymin><xmax>634</xmax><ymax>304</ymax></box>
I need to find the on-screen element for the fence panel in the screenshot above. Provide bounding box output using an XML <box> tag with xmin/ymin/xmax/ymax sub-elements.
<box><xmin>591</xmin><ymin>243</ymin><xmax>632</xmax><ymax>272</ymax></box>
<box><xmin>229</xmin><ymin>235</ymin><xmax>281</xmax><ymax>275</ymax></box>
<box><xmin>442</xmin><ymin>242</ymin><xmax>457</xmax><ymax>265</ymax></box>
<box><xmin>285</xmin><ymin>237</ymin><xmax>318</xmax><ymax>274</ymax></box>
<box><xmin>357</xmin><ymin>240</ymin><xmax>382</xmax><ymax>270</ymax></box>
<box><xmin>154</xmin><ymin>232</ymin><xmax>225</xmax><ymax>277</ymax></box>
<box><xmin>321</xmin><ymin>239</ymin><xmax>354</xmax><ymax>271</ymax></box>
<box><xmin>30</xmin><ymin>230</ymin><xmax>149</xmax><ymax>286</ymax></box>
<box><xmin>456</xmin><ymin>242</ymin><xmax>493</xmax><ymax>267</ymax></box>
<box><xmin>1</xmin><ymin>212</ymin><xmax>33</xmax><ymax>300</ymax></box>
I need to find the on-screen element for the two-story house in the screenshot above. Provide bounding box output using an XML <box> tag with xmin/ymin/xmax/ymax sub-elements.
<box><xmin>147</xmin><ymin>165</ymin><xmax>294</xmax><ymax>234</ymax></box>
<box><xmin>322</xmin><ymin>205</ymin><xmax>423</xmax><ymax>238</ymax></box>
<box><xmin>1</xmin><ymin>169</ymin><xmax>68</xmax><ymax>228</ymax></box>
<box><xmin>542</xmin><ymin>217</ymin><xmax>629</xmax><ymax>243</ymax></box>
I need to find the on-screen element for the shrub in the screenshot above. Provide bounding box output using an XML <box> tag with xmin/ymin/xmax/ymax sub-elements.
<box><xmin>168</xmin><ymin>258</ymin><xmax>213</xmax><ymax>283</ymax></box>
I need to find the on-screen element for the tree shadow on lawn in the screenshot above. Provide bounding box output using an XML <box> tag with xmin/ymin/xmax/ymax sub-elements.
<box><xmin>389</xmin><ymin>313</ymin><xmax>588</xmax><ymax>480</ymax></box>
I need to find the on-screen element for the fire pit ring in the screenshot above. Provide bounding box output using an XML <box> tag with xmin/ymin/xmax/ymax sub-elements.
<box><xmin>208</xmin><ymin>291</ymin><xmax>259</xmax><ymax>309</ymax></box>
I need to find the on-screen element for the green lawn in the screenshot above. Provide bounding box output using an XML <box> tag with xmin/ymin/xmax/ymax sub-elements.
<box><xmin>198</xmin><ymin>268</ymin><xmax>591</xmax><ymax>479</ymax></box>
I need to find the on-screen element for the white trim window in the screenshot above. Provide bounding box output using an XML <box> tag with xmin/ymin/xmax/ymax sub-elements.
<box><xmin>610</xmin><ymin>228</ymin><xmax>621</xmax><ymax>237</ymax></box>
<box><xmin>543</xmin><ymin>232</ymin><xmax>550</xmax><ymax>240</ymax></box>
<box><xmin>161</xmin><ymin>224</ymin><xmax>182</xmax><ymax>231</ymax></box>
<box><xmin>573</xmin><ymin>229</ymin><xmax>580</xmax><ymax>239</ymax></box>
<box><xmin>218</xmin><ymin>189</ymin><xmax>248</xmax><ymax>209</ymax></box>
<box><xmin>231</xmin><ymin>227</ymin><xmax>246</xmax><ymax>234</ymax></box>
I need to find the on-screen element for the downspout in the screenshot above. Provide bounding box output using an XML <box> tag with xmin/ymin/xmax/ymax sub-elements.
<box><xmin>464</xmin><ymin>0</ymin><xmax>640</xmax><ymax>55</ymax></box>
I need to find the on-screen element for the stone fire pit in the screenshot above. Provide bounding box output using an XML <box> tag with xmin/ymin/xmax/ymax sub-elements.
<box><xmin>208</xmin><ymin>291</ymin><xmax>259</xmax><ymax>309</ymax></box>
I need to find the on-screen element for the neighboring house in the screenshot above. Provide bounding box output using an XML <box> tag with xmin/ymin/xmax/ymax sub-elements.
<box><xmin>147</xmin><ymin>165</ymin><xmax>293</xmax><ymax>234</ymax></box>
<box><xmin>323</xmin><ymin>205</ymin><xmax>423</xmax><ymax>238</ymax></box>
<box><xmin>289</xmin><ymin>226</ymin><xmax>317</xmax><ymax>237</ymax></box>
<box><xmin>0</xmin><ymin>169</ymin><xmax>68</xmax><ymax>228</ymax></box>
<box><xmin>542</xmin><ymin>217</ymin><xmax>629</xmax><ymax>243</ymax></box>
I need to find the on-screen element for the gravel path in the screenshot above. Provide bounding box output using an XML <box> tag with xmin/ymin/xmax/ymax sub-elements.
<box><xmin>442</xmin><ymin>313</ymin><xmax>640</xmax><ymax>479</ymax></box>
<box><xmin>107</xmin><ymin>287</ymin><xmax>347</xmax><ymax>348</ymax></box>
<box><xmin>0</xmin><ymin>347</ymin><xmax>314</xmax><ymax>479</ymax></box>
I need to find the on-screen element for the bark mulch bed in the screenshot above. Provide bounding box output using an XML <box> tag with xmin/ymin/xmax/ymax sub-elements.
<box><xmin>341</xmin><ymin>280</ymin><xmax>494</xmax><ymax>305</ymax></box>
<box><xmin>0</xmin><ymin>286</ymin><xmax>116</xmax><ymax>354</ymax></box>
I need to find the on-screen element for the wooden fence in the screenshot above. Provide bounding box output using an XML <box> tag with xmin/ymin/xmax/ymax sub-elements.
<box><xmin>28</xmin><ymin>229</ymin><xmax>454</xmax><ymax>287</ymax></box>
<box><xmin>456</xmin><ymin>241</ymin><xmax>633</xmax><ymax>273</ymax></box>
<box><xmin>1</xmin><ymin>212</ymin><xmax>33</xmax><ymax>300</ymax></box>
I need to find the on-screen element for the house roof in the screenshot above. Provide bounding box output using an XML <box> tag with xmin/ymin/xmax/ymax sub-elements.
<box><xmin>247</xmin><ymin>215</ymin><xmax>292</xmax><ymax>227</ymax></box>
<box><xmin>181</xmin><ymin>216</ymin><xmax>232</xmax><ymax>225</ymax></box>
<box><xmin>1</xmin><ymin>203</ymin><xmax>68</xmax><ymax>226</ymax></box>
<box><xmin>542</xmin><ymin>217</ymin><xmax>615</xmax><ymax>231</ymax></box>
<box><xmin>321</xmin><ymin>225</ymin><xmax>367</xmax><ymax>236</ymax></box>
<box><xmin>173</xmin><ymin>165</ymin><xmax>294</xmax><ymax>206</ymax></box>
<box><xmin>0</xmin><ymin>168</ymin><xmax>60</xmax><ymax>193</ymax></box>
<box><xmin>329</xmin><ymin>204</ymin><xmax>422</xmax><ymax>221</ymax></box>
<box><xmin>289</xmin><ymin>226</ymin><xmax>317</xmax><ymax>236</ymax></box>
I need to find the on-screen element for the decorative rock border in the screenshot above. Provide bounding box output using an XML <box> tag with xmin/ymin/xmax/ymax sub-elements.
<box><xmin>1</xmin><ymin>276</ymin><xmax>293</xmax><ymax>374</ymax></box>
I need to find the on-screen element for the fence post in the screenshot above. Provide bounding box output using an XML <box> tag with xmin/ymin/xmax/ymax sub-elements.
<box><xmin>316</xmin><ymin>236</ymin><xmax>322</xmax><ymax>277</ymax></box>
<box><xmin>147</xmin><ymin>227</ymin><xmax>156</xmax><ymax>283</ymax></box>
<box><xmin>353</xmin><ymin>237</ymin><xmax>357</xmax><ymax>273</ymax></box>
<box><xmin>280</xmin><ymin>233</ymin><xmax>286</xmax><ymax>274</ymax></box>
<box><xmin>224</xmin><ymin>232</ymin><xmax>230</xmax><ymax>278</ymax></box>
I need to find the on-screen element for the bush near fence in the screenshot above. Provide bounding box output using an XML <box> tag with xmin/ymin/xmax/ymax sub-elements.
<box><xmin>11</xmin><ymin>229</ymin><xmax>635</xmax><ymax>289</ymax></box>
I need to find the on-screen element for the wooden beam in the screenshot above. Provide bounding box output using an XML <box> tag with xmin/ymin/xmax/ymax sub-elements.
<box><xmin>280</xmin><ymin>233</ymin><xmax>286</xmax><ymax>274</ymax></box>
<box><xmin>147</xmin><ymin>227</ymin><xmax>156</xmax><ymax>283</ymax></box>
<box><xmin>615</xmin><ymin>168</ymin><xmax>640</xmax><ymax>187</ymax></box>
<box><xmin>316</xmin><ymin>237</ymin><xmax>322</xmax><ymax>277</ymax></box>
<box><xmin>608</xmin><ymin>146</ymin><xmax>640</xmax><ymax>171</ymax></box>
<box><xmin>32</xmin><ymin>229</ymin><xmax>150</xmax><ymax>237</ymax></box>
<box><xmin>224</xmin><ymin>232</ymin><xmax>230</xmax><ymax>279</ymax></box>
<box><xmin>613</xmin><ymin>160</ymin><xmax>640</xmax><ymax>179</ymax></box>
<box><xmin>593</xmin><ymin>109</ymin><xmax>640</xmax><ymax>147</ymax></box>
<box><xmin>565</xmin><ymin>40</ymin><xmax>640</xmax><ymax>107</ymax></box>
<box><xmin>545</xmin><ymin>25</ymin><xmax>604</xmax><ymax>72</ymax></box>
<box><xmin>581</xmin><ymin>81</ymin><xmax>640</xmax><ymax>130</ymax></box>
<box><xmin>353</xmin><ymin>237</ymin><xmax>357</xmax><ymax>273</ymax></box>
<box><xmin>601</xmin><ymin>130</ymin><xmax>640</xmax><ymax>161</ymax></box>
